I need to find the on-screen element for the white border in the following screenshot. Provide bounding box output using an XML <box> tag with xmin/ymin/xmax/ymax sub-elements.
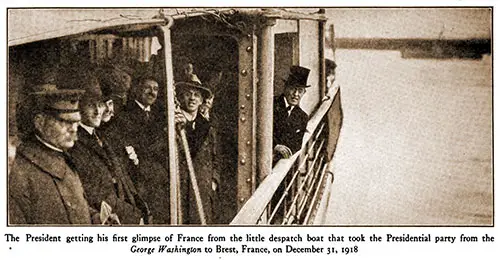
<box><xmin>1</xmin><ymin>1</ymin><xmax>497</xmax><ymax>259</ymax></box>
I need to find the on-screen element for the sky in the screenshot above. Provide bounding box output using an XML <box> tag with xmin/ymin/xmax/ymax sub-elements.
<box><xmin>325</xmin><ymin>8</ymin><xmax>491</xmax><ymax>39</ymax></box>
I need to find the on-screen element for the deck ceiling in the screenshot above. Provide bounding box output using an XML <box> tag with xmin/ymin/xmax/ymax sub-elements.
<box><xmin>8</xmin><ymin>8</ymin><xmax>326</xmax><ymax>47</ymax></box>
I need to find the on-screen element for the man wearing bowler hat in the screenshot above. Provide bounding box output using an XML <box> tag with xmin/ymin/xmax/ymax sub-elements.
<box><xmin>273</xmin><ymin>65</ymin><xmax>311</xmax><ymax>160</ymax></box>
<box><xmin>8</xmin><ymin>84</ymin><xmax>92</xmax><ymax>224</ymax></box>
<box><xmin>176</xmin><ymin>77</ymin><xmax>220</xmax><ymax>224</ymax></box>
<box><xmin>68</xmin><ymin>72</ymin><xmax>149</xmax><ymax>224</ymax></box>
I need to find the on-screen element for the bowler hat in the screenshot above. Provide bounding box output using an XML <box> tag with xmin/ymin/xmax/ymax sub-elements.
<box><xmin>30</xmin><ymin>84</ymin><xmax>84</xmax><ymax>114</ymax></box>
<box><xmin>325</xmin><ymin>59</ymin><xmax>337</xmax><ymax>71</ymax></box>
<box><xmin>175</xmin><ymin>75</ymin><xmax>213</xmax><ymax>99</ymax></box>
<box><xmin>284</xmin><ymin>65</ymin><xmax>311</xmax><ymax>88</ymax></box>
<box><xmin>97</xmin><ymin>66</ymin><xmax>130</xmax><ymax>101</ymax></box>
<box><xmin>79</xmin><ymin>75</ymin><xmax>104</xmax><ymax>104</ymax></box>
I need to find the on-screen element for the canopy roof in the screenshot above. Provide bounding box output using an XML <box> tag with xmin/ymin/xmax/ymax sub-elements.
<box><xmin>8</xmin><ymin>8</ymin><xmax>326</xmax><ymax>47</ymax></box>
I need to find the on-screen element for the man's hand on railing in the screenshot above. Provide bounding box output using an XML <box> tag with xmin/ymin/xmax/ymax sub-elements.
<box><xmin>273</xmin><ymin>144</ymin><xmax>293</xmax><ymax>159</ymax></box>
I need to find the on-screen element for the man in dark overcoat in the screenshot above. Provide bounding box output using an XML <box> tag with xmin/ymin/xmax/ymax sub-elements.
<box><xmin>8</xmin><ymin>84</ymin><xmax>92</xmax><ymax>224</ymax></box>
<box><xmin>273</xmin><ymin>66</ymin><xmax>311</xmax><ymax>161</ymax></box>
<box><xmin>68</xmin><ymin>73</ymin><xmax>149</xmax><ymax>224</ymax></box>
<box><xmin>103</xmin><ymin>75</ymin><xmax>170</xmax><ymax>224</ymax></box>
<box><xmin>176</xmin><ymin>79</ymin><xmax>220</xmax><ymax>224</ymax></box>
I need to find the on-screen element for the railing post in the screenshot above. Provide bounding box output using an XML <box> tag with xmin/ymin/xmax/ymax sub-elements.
<box><xmin>256</xmin><ymin>18</ymin><xmax>276</xmax><ymax>183</ymax></box>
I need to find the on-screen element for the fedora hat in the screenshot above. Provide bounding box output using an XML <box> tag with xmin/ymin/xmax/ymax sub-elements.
<box><xmin>284</xmin><ymin>65</ymin><xmax>311</xmax><ymax>88</ymax></box>
<box><xmin>175</xmin><ymin>75</ymin><xmax>213</xmax><ymax>99</ymax></box>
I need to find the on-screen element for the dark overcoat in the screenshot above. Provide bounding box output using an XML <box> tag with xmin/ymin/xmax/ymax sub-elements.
<box><xmin>103</xmin><ymin>101</ymin><xmax>170</xmax><ymax>224</ymax></box>
<box><xmin>9</xmin><ymin>138</ymin><xmax>92</xmax><ymax>224</ymax></box>
<box><xmin>69</xmin><ymin>127</ymin><xmax>143</xmax><ymax>224</ymax></box>
<box><xmin>273</xmin><ymin>95</ymin><xmax>309</xmax><ymax>154</ymax></box>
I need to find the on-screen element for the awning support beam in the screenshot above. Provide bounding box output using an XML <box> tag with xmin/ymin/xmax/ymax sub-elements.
<box><xmin>159</xmin><ymin>16</ymin><xmax>179</xmax><ymax>225</ymax></box>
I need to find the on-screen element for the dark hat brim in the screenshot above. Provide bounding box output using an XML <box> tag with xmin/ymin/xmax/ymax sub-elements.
<box><xmin>175</xmin><ymin>82</ymin><xmax>213</xmax><ymax>99</ymax></box>
<box><xmin>30</xmin><ymin>89</ymin><xmax>85</xmax><ymax>99</ymax></box>
<box><xmin>283</xmin><ymin>78</ymin><xmax>311</xmax><ymax>88</ymax></box>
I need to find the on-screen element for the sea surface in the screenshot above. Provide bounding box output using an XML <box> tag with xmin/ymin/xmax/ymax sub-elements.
<box><xmin>325</xmin><ymin>49</ymin><xmax>492</xmax><ymax>225</ymax></box>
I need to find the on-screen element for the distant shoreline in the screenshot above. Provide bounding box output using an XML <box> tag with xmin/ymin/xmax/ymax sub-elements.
<box><xmin>332</xmin><ymin>38</ymin><xmax>490</xmax><ymax>59</ymax></box>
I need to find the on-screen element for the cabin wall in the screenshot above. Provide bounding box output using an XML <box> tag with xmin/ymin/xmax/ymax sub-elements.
<box><xmin>298</xmin><ymin>20</ymin><xmax>321</xmax><ymax>115</ymax></box>
<box><xmin>271</xmin><ymin>19</ymin><xmax>322</xmax><ymax>116</ymax></box>
<box><xmin>274</xmin><ymin>19</ymin><xmax>298</xmax><ymax>34</ymax></box>
<box><xmin>273</xmin><ymin>19</ymin><xmax>299</xmax><ymax>97</ymax></box>
<box><xmin>274</xmin><ymin>33</ymin><xmax>297</xmax><ymax>96</ymax></box>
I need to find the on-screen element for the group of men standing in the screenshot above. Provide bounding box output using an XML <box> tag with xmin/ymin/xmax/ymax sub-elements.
<box><xmin>8</xmin><ymin>58</ymin><xmax>314</xmax><ymax>225</ymax></box>
<box><xmin>8</xmin><ymin>60</ymin><xmax>219</xmax><ymax>225</ymax></box>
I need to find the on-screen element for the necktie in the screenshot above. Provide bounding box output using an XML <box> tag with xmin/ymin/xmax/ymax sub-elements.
<box><xmin>93</xmin><ymin>130</ymin><xmax>103</xmax><ymax>147</ymax></box>
<box><xmin>287</xmin><ymin>106</ymin><xmax>293</xmax><ymax>116</ymax></box>
<box><xmin>187</xmin><ymin>120</ymin><xmax>196</xmax><ymax>130</ymax></box>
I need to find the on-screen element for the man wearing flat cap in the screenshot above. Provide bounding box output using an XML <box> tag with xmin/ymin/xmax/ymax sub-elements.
<box><xmin>8</xmin><ymin>84</ymin><xmax>92</xmax><ymax>224</ymax></box>
<box><xmin>273</xmin><ymin>65</ymin><xmax>311</xmax><ymax>161</ymax></box>
<box><xmin>68</xmin><ymin>72</ymin><xmax>149</xmax><ymax>224</ymax></box>
<box><xmin>176</xmin><ymin>77</ymin><xmax>220</xmax><ymax>224</ymax></box>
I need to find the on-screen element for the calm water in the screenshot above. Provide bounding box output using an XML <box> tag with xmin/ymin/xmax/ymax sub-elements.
<box><xmin>325</xmin><ymin>49</ymin><xmax>492</xmax><ymax>225</ymax></box>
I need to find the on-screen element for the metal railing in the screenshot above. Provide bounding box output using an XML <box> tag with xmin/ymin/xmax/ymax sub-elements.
<box><xmin>231</xmin><ymin>85</ymin><xmax>341</xmax><ymax>225</ymax></box>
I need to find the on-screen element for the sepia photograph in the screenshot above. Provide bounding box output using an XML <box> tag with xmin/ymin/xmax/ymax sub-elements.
<box><xmin>6</xmin><ymin>7</ymin><xmax>492</xmax><ymax>227</ymax></box>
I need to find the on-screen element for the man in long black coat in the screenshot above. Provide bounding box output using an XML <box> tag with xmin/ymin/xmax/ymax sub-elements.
<box><xmin>273</xmin><ymin>66</ymin><xmax>311</xmax><ymax>161</ymax></box>
<box><xmin>103</xmin><ymin>76</ymin><xmax>170</xmax><ymax>224</ymax></box>
<box><xmin>68</xmin><ymin>74</ymin><xmax>147</xmax><ymax>224</ymax></box>
<box><xmin>175</xmin><ymin>79</ymin><xmax>220</xmax><ymax>224</ymax></box>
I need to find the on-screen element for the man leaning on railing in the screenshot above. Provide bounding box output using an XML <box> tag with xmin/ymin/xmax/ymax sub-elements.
<box><xmin>273</xmin><ymin>66</ymin><xmax>311</xmax><ymax>163</ymax></box>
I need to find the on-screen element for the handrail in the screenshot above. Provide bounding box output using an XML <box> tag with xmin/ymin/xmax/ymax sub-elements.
<box><xmin>310</xmin><ymin>161</ymin><xmax>335</xmax><ymax>224</ymax></box>
<box><xmin>305</xmin><ymin>85</ymin><xmax>339</xmax><ymax>142</ymax></box>
<box><xmin>304</xmin><ymin>162</ymin><xmax>330</xmax><ymax>224</ymax></box>
<box><xmin>230</xmin><ymin>152</ymin><xmax>300</xmax><ymax>225</ymax></box>
<box><xmin>230</xmin><ymin>85</ymin><xmax>340</xmax><ymax>225</ymax></box>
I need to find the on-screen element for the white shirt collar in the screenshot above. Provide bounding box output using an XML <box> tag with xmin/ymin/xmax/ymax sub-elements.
<box><xmin>135</xmin><ymin>100</ymin><xmax>151</xmax><ymax>112</ymax></box>
<box><xmin>35</xmin><ymin>135</ymin><xmax>64</xmax><ymax>153</ymax></box>
<box><xmin>79</xmin><ymin>123</ymin><xmax>95</xmax><ymax>135</ymax></box>
<box><xmin>283</xmin><ymin>96</ymin><xmax>294</xmax><ymax>112</ymax></box>
<box><xmin>181</xmin><ymin>109</ymin><xmax>197</xmax><ymax>122</ymax></box>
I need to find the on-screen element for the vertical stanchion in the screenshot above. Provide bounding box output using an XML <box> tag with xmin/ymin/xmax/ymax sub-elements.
<box><xmin>160</xmin><ymin>19</ymin><xmax>179</xmax><ymax>225</ymax></box>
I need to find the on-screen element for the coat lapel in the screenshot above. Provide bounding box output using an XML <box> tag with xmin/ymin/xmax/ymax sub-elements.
<box><xmin>77</xmin><ymin>127</ymin><xmax>109</xmax><ymax>161</ymax></box>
